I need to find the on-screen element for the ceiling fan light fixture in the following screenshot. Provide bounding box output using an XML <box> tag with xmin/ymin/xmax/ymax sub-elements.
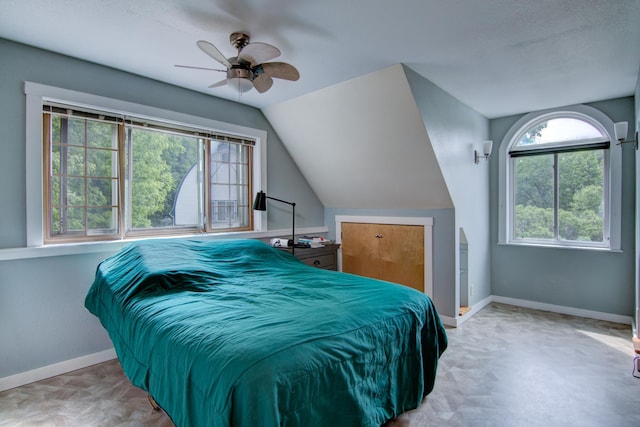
<box><xmin>229</xmin><ymin>77</ymin><xmax>253</xmax><ymax>93</ymax></box>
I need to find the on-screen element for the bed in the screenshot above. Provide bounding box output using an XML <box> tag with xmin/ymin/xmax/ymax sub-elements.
<box><xmin>84</xmin><ymin>238</ymin><xmax>447</xmax><ymax>427</ymax></box>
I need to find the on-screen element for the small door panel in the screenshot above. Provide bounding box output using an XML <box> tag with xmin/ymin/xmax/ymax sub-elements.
<box><xmin>341</xmin><ymin>222</ymin><xmax>424</xmax><ymax>293</ymax></box>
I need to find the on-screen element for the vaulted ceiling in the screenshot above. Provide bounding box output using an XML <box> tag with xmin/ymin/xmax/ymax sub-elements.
<box><xmin>1</xmin><ymin>0</ymin><xmax>638</xmax><ymax>119</ymax></box>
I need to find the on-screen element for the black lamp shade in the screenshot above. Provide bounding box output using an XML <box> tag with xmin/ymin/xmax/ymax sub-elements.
<box><xmin>253</xmin><ymin>191</ymin><xmax>267</xmax><ymax>211</ymax></box>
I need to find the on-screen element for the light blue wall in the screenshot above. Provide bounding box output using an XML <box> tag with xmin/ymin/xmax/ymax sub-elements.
<box><xmin>0</xmin><ymin>38</ymin><xmax>324</xmax><ymax>378</ymax></box>
<box><xmin>403</xmin><ymin>66</ymin><xmax>491</xmax><ymax>311</ymax></box>
<box><xmin>490</xmin><ymin>97</ymin><xmax>636</xmax><ymax>316</ymax></box>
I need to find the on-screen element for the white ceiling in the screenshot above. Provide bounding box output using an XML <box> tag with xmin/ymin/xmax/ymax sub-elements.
<box><xmin>1</xmin><ymin>0</ymin><xmax>639</xmax><ymax>119</ymax></box>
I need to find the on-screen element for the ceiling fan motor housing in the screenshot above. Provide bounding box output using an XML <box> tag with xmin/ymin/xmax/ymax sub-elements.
<box><xmin>227</xmin><ymin>67</ymin><xmax>253</xmax><ymax>81</ymax></box>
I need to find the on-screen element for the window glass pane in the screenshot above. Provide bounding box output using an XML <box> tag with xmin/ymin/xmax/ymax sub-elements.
<box><xmin>237</xmin><ymin>206</ymin><xmax>249</xmax><ymax>227</ymax></box>
<box><xmin>211</xmin><ymin>163</ymin><xmax>230</xmax><ymax>184</ymax></box>
<box><xmin>65</xmin><ymin>207</ymin><xmax>86</xmax><ymax>233</ymax></box>
<box><xmin>66</xmin><ymin>146</ymin><xmax>86</xmax><ymax>176</ymax></box>
<box><xmin>513</xmin><ymin>155</ymin><xmax>554</xmax><ymax>239</ymax></box>
<box><xmin>87</xmin><ymin>207</ymin><xmax>117</xmax><ymax>234</ymax></box>
<box><xmin>66</xmin><ymin>177</ymin><xmax>86</xmax><ymax>206</ymax></box>
<box><xmin>234</xmin><ymin>184</ymin><xmax>248</xmax><ymax>206</ymax></box>
<box><xmin>67</xmin><ymin>119</ymin><xmax>85</xmax><ymax>146</ymax></box>
<box><xmin>47</xmin><ymin>116</ymin><xmax>120</xmax><ymax>239</ymax></box>
<box><xmin>515</xmin><ymin>118</ymin><xmax>605</xmax><ymax>148</ymax></box>
<box><xmin>210</xmin><ymin>184</ymin><xmax>230</xmax><ymax>201</ymax></box>
<box><xmin>230</xmin><ymin>163</ymin><xmax>249</xmax><ymax>184</ymax></box>
<box><xmin>128</xmin><ymin>127</ymin><xmax>199</xmax><ymax>230</ymax></box>
<box><xmin>211</xmin><ymin>200</ymin><xmax>237</xmax><ymax>224</ymax></box>
<box><xmin>239</xmin><ymin>146</ymin><xmax>249</xmax><ymax>163</ymax></box>
<box><xmin>87</xmin><ymin>122</ymin><xmax>117</xmax><ymax>148</ymax></box>
<box><xmin>174</xmin><ymin>165</ymin><xmax>200</xmax><ymax>227</ymax></box>
<box><xmin>212</xmin><ymin>141</ymin><xmax>230</xmax><ymax>162</ymax></box>
<box><xmin>51</xmin><ymin>206</ymin><xmax>61</xmax><ymax>234</ymax></box>
<box><xmin>557</xmin><ymin>150</ymin><xmax>604</xmax><ymax>242</ymax></box>
<box><xmin>88</xmin><ymin>149</ymin><xmax>116</xmax><ymax>176</ymax></box>
<box><xmin>208</xmin><ymin>142</ymin><xmax>251</xmax><ymax>230</ymax></box>
<box><xmin>51</xmin><ymin>143</ymin><xmax>61</xmax><ymax>175</ymax></box>
<box><xmin>88</xmin><ymin>178</ymin><xmax>115</xmax><ymax>206</ymax></box>
<box><xmin>230</xmin><ymin>143</ymin><xmax>242</xmax><ymax>163</ymax></box>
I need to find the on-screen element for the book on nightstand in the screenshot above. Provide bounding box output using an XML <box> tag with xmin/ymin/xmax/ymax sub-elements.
<box><xmin>297</xmin><ymin>236</ymin><xmax>333</xmax><ymax>248</ymax></box>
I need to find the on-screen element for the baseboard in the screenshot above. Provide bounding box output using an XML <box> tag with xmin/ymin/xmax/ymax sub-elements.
<box><xmin>440</xmin><ymin>295</ymin><xmax>493</xmax><ymax>328</ymax></box>
<box><xmin>441</xmin><ymin>295</ymin><xmax>632</xmax><ymax>328</ymax></box>
<box><xmin>0</xmin><ymin>348</ymin><xmax>116</xmax><ymax>392</ymax></box>
<box><xmin>492</xmin><ymin>295</ymin><xmax>633</xmax><ymax>325</ymax></box>
<box><xmin>439</xmin><ymin>315</ymin><xmax>458</xmax><ymax>327</ymax></box>
<box><xmin>457</xmin><ymin>296</ymin><xmax>493</xmax><ymax>326</ymax></box>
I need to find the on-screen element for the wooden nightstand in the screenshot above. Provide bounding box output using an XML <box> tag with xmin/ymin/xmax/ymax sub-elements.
<box><xmin>279</xmin><ymin>243</ymin><xmax>340</xmax><ymax>271</ymax></box>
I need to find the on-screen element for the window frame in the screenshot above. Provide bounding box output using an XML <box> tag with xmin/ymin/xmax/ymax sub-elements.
<box><xmin>498</xmin><ymin>105</ymin><xmax>622</xmax><ymax>251</ymax></box>
<box><xmin>26</xmin><ymin>82</ymin><xmax>267</xmax><ymax>247</ymax></box>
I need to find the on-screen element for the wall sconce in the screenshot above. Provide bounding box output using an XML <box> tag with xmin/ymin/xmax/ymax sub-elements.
<box><xmin>474</xmin><ymin>140</ymin><xmax>493</xmax><ymax>164</ymax></box>
<box><xmin>614</xmin><ymin>121</ymin><xmax>638</xmax><ymax>150</ymax></box>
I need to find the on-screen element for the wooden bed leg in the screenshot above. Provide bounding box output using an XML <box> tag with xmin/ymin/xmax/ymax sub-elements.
<box><xmin>147</xmin><ymin>394</ymin><xmax>161</xmax><ymax>411</ymax></box>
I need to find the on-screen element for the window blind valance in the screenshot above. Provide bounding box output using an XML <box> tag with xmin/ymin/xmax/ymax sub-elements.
<box><xmin>43</xmin><ymin>102</ymin><xmax>255</xmax><ymax>146</ymax></box>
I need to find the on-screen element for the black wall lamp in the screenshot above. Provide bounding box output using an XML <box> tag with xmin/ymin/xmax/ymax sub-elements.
<box><xmin>253</xmin><ymin>191</ymin><xmax>297</xmax><ymax>255</ymax></box>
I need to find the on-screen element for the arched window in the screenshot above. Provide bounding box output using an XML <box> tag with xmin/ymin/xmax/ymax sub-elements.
<box><xmin>498</xmin><ymin>105</ymin><xmax>621</xmax><ymax>250</ymax></box>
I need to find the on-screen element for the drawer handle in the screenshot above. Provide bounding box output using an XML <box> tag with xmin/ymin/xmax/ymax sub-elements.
<box><xmin>375</xmin><ymin>234</ymin><xmax>383</xmax><ymax>238</ymax></box>
<box><xmin>313</xmin><ymin>260</ymin><xmax>321</xmax><ymax>266</ymax></box>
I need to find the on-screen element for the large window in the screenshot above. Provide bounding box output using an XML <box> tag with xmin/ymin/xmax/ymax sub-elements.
<box><xmin>499</xmin><ymin>106</ymin><xmax>622</xmax><ymax>250</ymax></box>
<box><xmin>40</xmin><ymin>101</ymin><xmax>258</xmax><ymax>244</ymax></box>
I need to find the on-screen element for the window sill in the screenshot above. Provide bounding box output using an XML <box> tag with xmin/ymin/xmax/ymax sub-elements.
<box><xmin>0</xmin><ymin>226</ymin><xmax>328</xmax><ymax>261</ymax></box>
<box><xmin>497</xmin><ymin>241</ymin><xmax>621</xmax><ymax>253</ymax></box>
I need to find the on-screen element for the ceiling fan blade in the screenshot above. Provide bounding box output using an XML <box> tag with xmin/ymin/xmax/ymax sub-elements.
<box><xmin>260</xmin><ymin>62</ymin><xmax>300</xmax><ymax>81</ymax></box>
<box><xmin>238</xmin><ymin>42</ymin><xmax>280</xmax><ymax>66</ymax></box>
<box><xmin>208</xmin><ymin>78</ymin><xmax>228</xmax><ymax>89</ymax></box>
<box><xmin>253</xmin><ymin>75</ymin><xmax>273</xmax><ymax>93</ymax></box>
<box><xmin>175</xmin><ymin>64</ymin><xmax>226</xmax><ymax>72</ymax></box>
<box><xmin>197</xmin><ymin>40</ymin><xmax>231</xmax><ymax>68</ymax></box>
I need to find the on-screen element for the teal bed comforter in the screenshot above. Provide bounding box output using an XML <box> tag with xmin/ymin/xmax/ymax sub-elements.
<box><xmin>85</xmin><ymin>238</ymin><xmax>447</xmax><ymax>427</ymax></box>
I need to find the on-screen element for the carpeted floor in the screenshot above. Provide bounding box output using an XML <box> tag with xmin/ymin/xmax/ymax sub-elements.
<box><xmin>1</xmin><ymin>303</ymin><xmax>638</xmax><ymax>426</ymax></box>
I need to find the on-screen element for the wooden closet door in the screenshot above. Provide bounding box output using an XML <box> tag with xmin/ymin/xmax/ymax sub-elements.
<box><xmin>341</xmin><ymin>222</ymin><xmax>379</xmax><ymax>278</ymax></box>
<box><xmin>376</xmin><ymin>224</ymin><xmax>424</xmax><ymax>292</ymax></box>
<box><xmin>341</xmin><ymin>222</ymin><xmax>424</xmax><ymax>293</ymax></box>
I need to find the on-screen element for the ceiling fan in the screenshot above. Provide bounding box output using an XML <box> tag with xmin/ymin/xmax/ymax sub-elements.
<box><xmin>176</xmin><ymin>32</ymin><xmax>300</xmax><ymax>94</ymax></box>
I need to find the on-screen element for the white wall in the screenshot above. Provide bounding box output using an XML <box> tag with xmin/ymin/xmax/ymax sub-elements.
<box><xmin>263</xmin><ymin>64</ymin><xmax>453</xmax><ymax>210</ymax></box>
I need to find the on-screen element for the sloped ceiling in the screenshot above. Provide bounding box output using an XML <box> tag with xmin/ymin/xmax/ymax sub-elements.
<box><xmin>263</xmin><ymin>64</ymin><xmax>453</xmax><ymax>210</ymax></box>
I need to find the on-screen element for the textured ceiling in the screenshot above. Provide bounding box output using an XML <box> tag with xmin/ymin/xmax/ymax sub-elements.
<box><xmin>1</xmin><ymin>0</ymin><xmax>639</xmax><ymax>118</ymax></box>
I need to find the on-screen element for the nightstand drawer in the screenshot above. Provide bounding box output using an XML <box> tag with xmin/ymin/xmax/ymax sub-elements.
<box><xmin>278</xmin><ymin>243</ymin><xmax>340</xmax><ymax>271</ymax></box>
<box><xmin>300</xmin><ymin>253</ymin><xmax>335</xmax><ymax>270</ymax></box>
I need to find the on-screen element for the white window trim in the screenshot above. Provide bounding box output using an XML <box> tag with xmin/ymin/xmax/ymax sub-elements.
<box><xmin>25</xmin><ymin>81</ymin><xmax>267</xmax><ymax>247</ymax></box>
<box><xmin>498</xmin><ymin>104</ymin><xmax>622</xmax><ymax>251</ymax></box>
